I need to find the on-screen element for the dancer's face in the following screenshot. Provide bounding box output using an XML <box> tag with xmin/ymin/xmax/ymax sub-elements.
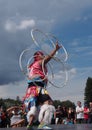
<box><xmin>34</xmin><ymin>51</ymin><xmax>45</xmax><ymax>61</ymax></box>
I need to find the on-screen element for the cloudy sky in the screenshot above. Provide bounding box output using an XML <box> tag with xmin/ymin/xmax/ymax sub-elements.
<box><xmin>0</xmin><ymin>0</ymin><xmax>92</xmax><ymax>105</ymax></box>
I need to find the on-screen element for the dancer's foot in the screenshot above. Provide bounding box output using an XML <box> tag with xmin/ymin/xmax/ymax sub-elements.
<box><xmin>42</xmin><ymin>125</ymin><xmax>52</xmax><ymax>129</ymax></box>
<box><xmin>27</xmin><ymin>125</ymin><xmax>34</xmax><ymax>130</ymax></box>
<box><xmin>38</xmin><ymin>123</ymin><xmax>52</xmax><ymax>129</ymax></box>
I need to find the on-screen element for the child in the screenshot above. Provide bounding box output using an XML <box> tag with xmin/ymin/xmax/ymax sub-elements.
<box><xmin>23</xmin><ymin>42</ymin><xmax>61</xmax><ymax>129</ymax></box>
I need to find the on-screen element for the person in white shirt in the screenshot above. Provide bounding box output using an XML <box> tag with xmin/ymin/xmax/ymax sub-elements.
<box><xmin>76</xmin><ymin>101</ymin><xmax>84</xmax><ymax>124</ymax></box>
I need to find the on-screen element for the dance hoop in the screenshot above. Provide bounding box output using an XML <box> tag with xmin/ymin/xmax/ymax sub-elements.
<box><xmin>46</xmin><ymin>33</ymin><xmax>68</xmax><ymax>62</ymax></box>
<box><xmin>31</xmin><ymin>28</ymin><xmax>68</xmax><ymax>62</ymax></box>
<box><xmin>19</xmin><ymin>48</ymin><xmax>31</xmax><ymax>77</ymax></box>
<box><xmin>31</xmin><ymin>29</ymin><xmax>56</xmax><ymax>55</ymax></box>
<box><xmin>30</xmin><ymin>28</ymin><xmax>68</xmax><ymax>88</ymax></box>
<box><xmin>42</xmin><ymin>57</ymin><xmax>68</xmax><ymax>88</ymax></box>
<box><xmin>19</xmin><ymin>28</ymin><xmax>69</xmax><ymax>88</ymax></box>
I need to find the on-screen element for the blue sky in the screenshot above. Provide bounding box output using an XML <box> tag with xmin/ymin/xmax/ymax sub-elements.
<box><xmin>0</xmin><ymin>0</ymin><xmax>92</xmax><ymax>105</ymax></box>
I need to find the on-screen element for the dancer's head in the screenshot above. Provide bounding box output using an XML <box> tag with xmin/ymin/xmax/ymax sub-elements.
<box><xmin>34</xmin><ymin>51</ymin><xmax>44</xmax><ymax>61</ymax></box>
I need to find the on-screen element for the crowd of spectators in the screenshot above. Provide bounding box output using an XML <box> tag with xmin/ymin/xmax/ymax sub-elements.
<box><xmin>55</xmin><ymin>101</ymin><xmax>92</xmax><ymax>125</ymax></box>
<box><xmin>0</xmin><ymin>101</ymin><xmax>92</xmax><ymax>128</ymax></box>
<box><xmin>0</xmin><ymin>105</ymin><xmax>27</xmax><ymax>128</ymax></box>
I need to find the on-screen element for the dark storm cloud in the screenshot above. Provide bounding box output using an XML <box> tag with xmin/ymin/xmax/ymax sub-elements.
<box><xmin>0</xmin><ymin>10</ymin><xmax>34</xmax><ymax>85</ymax></box>
<box><xmin>0</xmin><ymin>29</ymin><xmax>31</xmax><ymax>85</ymax></box>
<box><xmin>0</xmin><ymin>0</ymin><xmax>50</xmax><ymax>85</ymax></box>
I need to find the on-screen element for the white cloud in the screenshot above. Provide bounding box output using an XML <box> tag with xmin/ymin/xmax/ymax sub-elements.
<box><xmin>69</xmin><ymin>68</ymin><xmax>76</xmax><ymax>74</ymax></box>
<box><xmin>0</xmin><ymin>80</ymin><xmax>26</xmax><ymax>99</ymax></box>
<box><xmin>18</xmin><ymin>19</ymin><xmax>35</xmax><ymax>30</ymax></box>
<box><xmin>0</xmin><ymin>66</ymin><xmax>91</xmax><ymax>104</ymax></box>
<box><xmin>48</xmin><ymin>78</ymin><xmax>85</xmax><ymax>104</ymax></box>
<box><xmin>4</xmin><ymin>19</ymin><xmax>35</xmax><ymax>32</ymax></box>
<box><xmin>3</xmin><ymin>0</ymin><xmax>92</xmax><ymax>33</ymax></box>
<box><xmin>69</xmin><ymin>68</ymin><xmax>77</xmax><ymax>79</ymax></box>
<box><xmin>76</xmin><ymin>67</ymin><xmax>92</xmax><ymax>78</ymax></box>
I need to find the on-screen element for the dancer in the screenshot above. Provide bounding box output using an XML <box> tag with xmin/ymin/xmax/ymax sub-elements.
<box><xmin>23</xmin><ymin>42</ymin><xmax>61</xmax><ymax>129</ymax></box>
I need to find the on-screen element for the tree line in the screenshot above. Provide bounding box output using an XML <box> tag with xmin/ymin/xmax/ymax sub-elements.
<box><xmin>0</xmin><ymin>77</ymin><xmax>92</xmax><ymax>109</ymax></box>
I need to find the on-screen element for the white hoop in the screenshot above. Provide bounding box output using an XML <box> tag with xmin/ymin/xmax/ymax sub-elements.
<box><xmin>46</xmin><ymin>33</ymin><xmax>68</xmax><ymax>62</ymax></box>
<box><xmin>19</xmin><ymin>48</ymin><xmax>31</xmax><ymax>77</ymax></box>
<box><xmin>19</xmin><ymin>48</ymin><xmax>54</xmax><ymax>83</ymax></box>
<box><xmin>19</xmin><ymin>29</ymin><xmax>69</xmax><ymax>88</ymax></box>
<box><xmin>31</xmin><ymin>29</ymin><xmax>68</xmax><ymax>62</ymax></box>
<box><xmin>42</xmin><ymin>57</ymin><xmax>68</xmax><ymax>88</ymax></box>
<box><xmin>31</xmin><ymin>28</ymin><xmax>55</xmax><ymax>55</ymax></box>
<box><xmin>31</xmin><ymin>28</ymin><xmax>68</xmax><ymax>88</ymax></box>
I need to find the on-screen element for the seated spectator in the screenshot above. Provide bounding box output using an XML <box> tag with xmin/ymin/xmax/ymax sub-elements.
<box><xmin>7</xmin><ymin>106</ymin><xmax>25</xmax><ymax>128</ymax></box>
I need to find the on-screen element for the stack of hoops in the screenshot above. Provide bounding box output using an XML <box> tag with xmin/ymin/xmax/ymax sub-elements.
<box><xmin>19</xmin><ymin>29</ymin><xmax>69</xmax><ymax>88</ymax></box>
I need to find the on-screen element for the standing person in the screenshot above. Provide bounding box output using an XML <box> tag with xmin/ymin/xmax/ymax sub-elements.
<box><xmin>88</xmin><ymin>102</ymin><xmax>92</xmax><ymax>123</ymax></box>
<box><xmin>23</xmin><ymin>42</ymin><xmax>61</xmax><ymax>130</ymax></box>
<box><xmin>55</xmin><ymin>105</ymin><xmax>63</xmax><ymax>124</ymax></box>
<box><xmin>62</xmin><ymin>106</ymin><xmax>68</xmax><ymax>124</ymax></box>
<box><xmin>76</xmin><ymin>101</ymin><xmax>84</xmax><ymax>124</ymax></box>
<box><xmin>83</xmin><ymin>103</ymin><xmax>89</xmax><ymax>123</ymax></box>
<box><xmin>0</xmin><ymin>106</ymin><xmax>2</xmax><ymax>127</ymax></box>
<box><xmin>0</xmin><ymin>109</ymin><xmax>9</xmax><ymax>128</ymax></box>
<box><xmin>68</xmin><ymin>107</ymin><xmax>76</xmax><ymax>124</ymax></box>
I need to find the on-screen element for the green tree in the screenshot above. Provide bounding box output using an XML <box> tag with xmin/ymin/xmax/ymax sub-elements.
<box><xmin>61</xmin><ymin>100</ymin><xmax>75</xmax><ymax>109</ymax></box>
<box><xmin>84</xmin><ymin>77</ymin><xmax>92</xmax><ymax>104</ymax></box>
<box><xmin>0</xmin><ymin>98</ymin><xmax>6</xmax><ymax>108</ymax></box>
<box><xmin>53</xmin><ymin>100</ymin><xmax>75</xmax><ymax>109</ymax></box>
<box><xmin>0</xmin><ymin>98</ymin><xmax>22</xmax><ymax>109</ymax></box>
<box><xmin>53</xmin><ymin>100</ymin><xmax>62</xmax><ymax>108</ymax></box>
